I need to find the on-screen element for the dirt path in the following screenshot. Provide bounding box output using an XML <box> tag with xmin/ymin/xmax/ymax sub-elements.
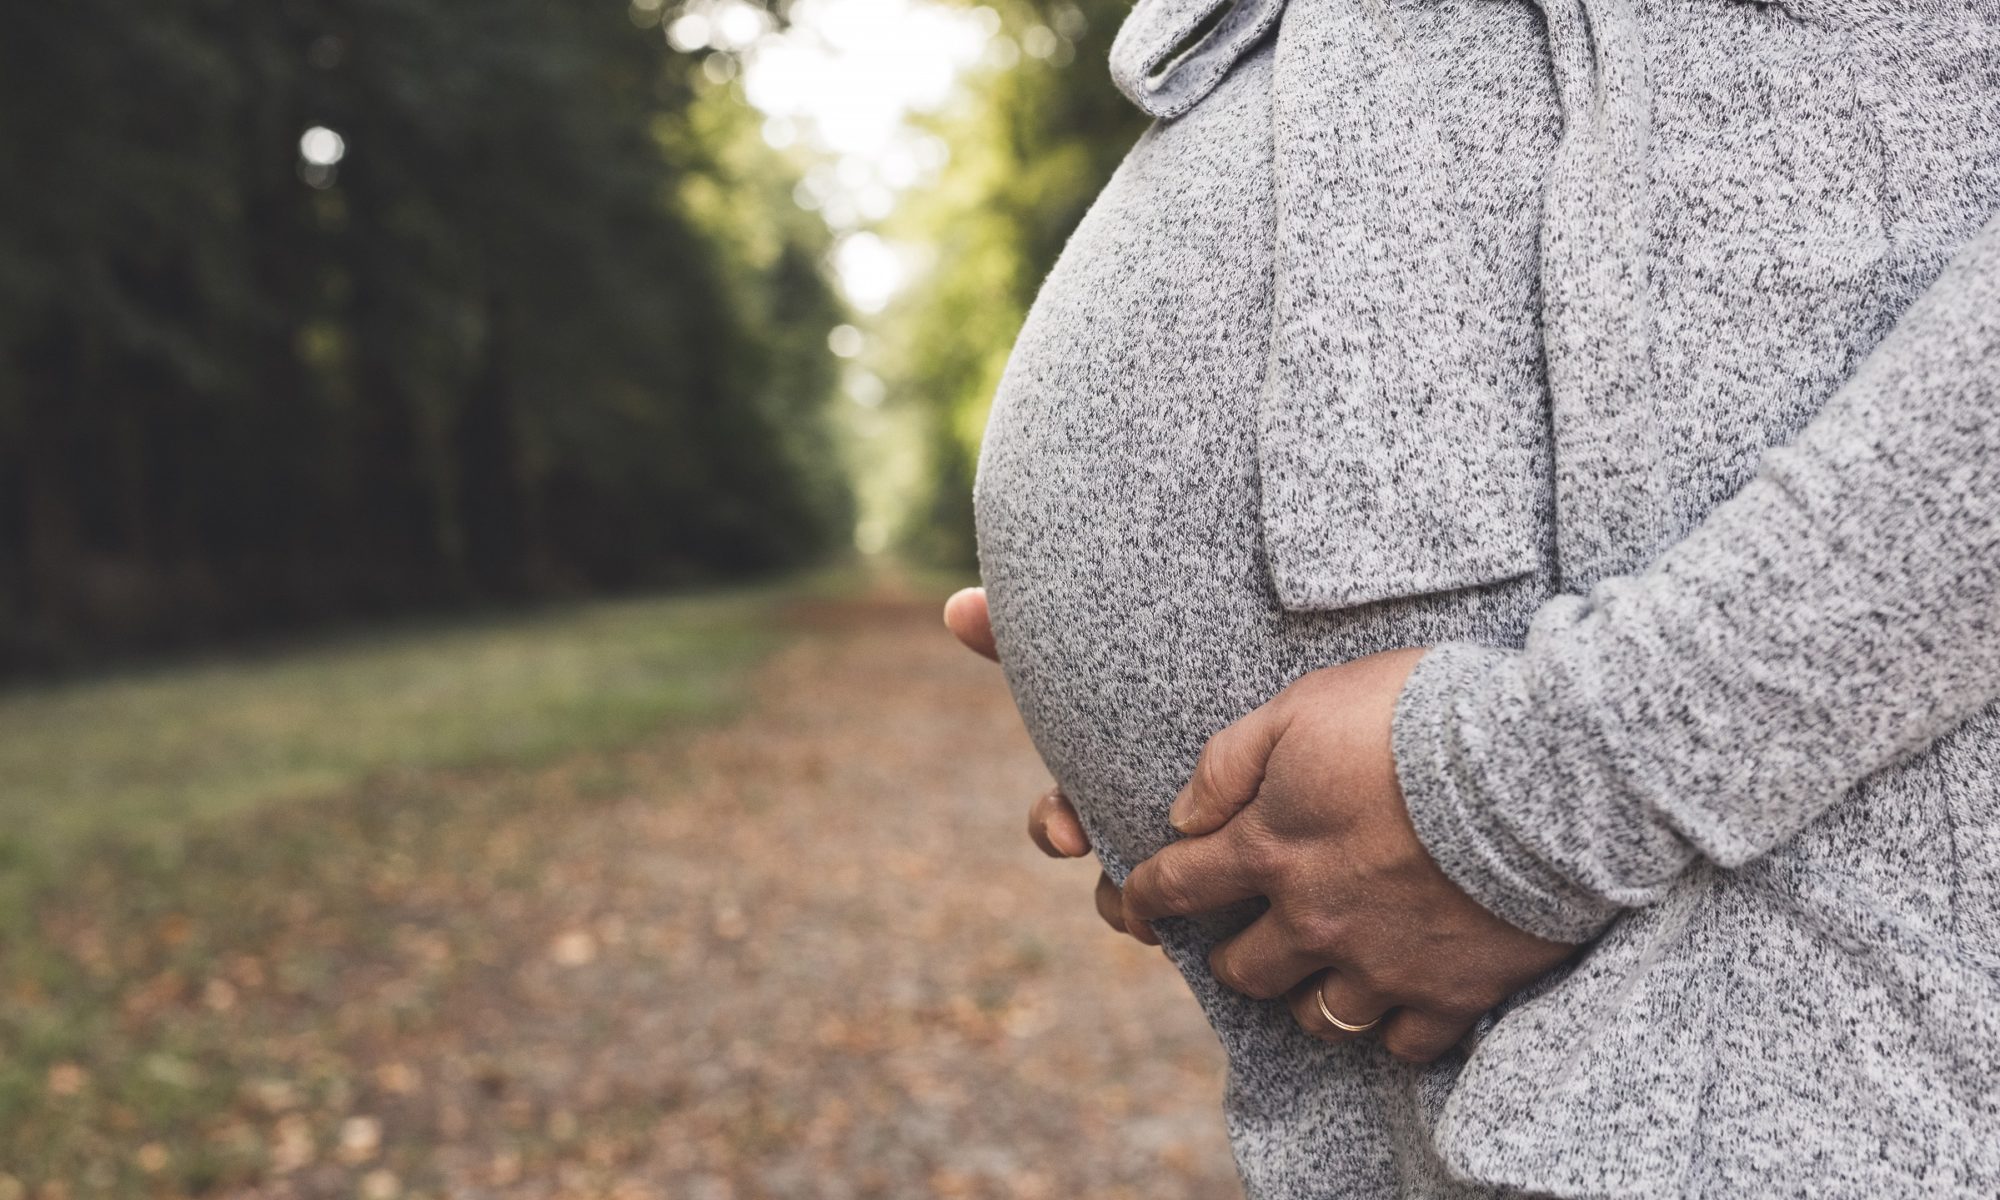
<box><xmin>194</xmin><ymin>592</ymin><xmax>1241</xmax><ymax>1199</ymax></box>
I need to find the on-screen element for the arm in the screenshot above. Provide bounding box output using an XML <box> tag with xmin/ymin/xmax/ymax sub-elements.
<box><xmin>1395</xmin><ymin>210</ymin><xmax>2000</xmax><ymax>943</ymax></box>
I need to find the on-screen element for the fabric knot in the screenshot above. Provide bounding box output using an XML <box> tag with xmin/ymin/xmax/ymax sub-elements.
<box><xmin>1109</xmin><ymin>0</ymin><xmax>1288</xmax><ymax>119</ymax></box>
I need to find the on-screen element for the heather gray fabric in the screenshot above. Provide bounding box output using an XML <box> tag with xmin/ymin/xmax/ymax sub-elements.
<box><xmin>973</xmin><ymin>0</ymin><xmax>2000</xmax><ymax>1196</ymax></box>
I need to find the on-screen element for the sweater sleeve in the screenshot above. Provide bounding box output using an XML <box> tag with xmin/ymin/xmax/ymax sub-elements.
<box><xmin>1392</xmin><ymin>209</ymin><xmax>2000</xmax><ymax>944</ymax></box>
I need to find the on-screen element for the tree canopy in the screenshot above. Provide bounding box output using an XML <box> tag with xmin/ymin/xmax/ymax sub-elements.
<box><xmin>877</xmin><ymin>0</ymin><xmax>1144</xmax><ymax>566</ymax></box>
<box><xmin>0</xmin><ymin>0</ymin><xmax>849</xmax><ymax>669</ymax></box>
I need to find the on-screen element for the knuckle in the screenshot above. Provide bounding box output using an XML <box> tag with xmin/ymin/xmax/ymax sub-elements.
<box><xmin>1142</xmin><ymin>862</ymin><xmax>1188</xmax><ymax>913</ymax></box>
<box><xmin>1380</xmin><ymin>1021</ymin><xmax>1447</xmax><ymax>1064</ymax></box>
<box><xmin>1198</xmin><ymin>726</ymin><xmax>1258</xmax><ymax>794</ymax></box>
<box><xmin>1227</xmin><ymin>961</ymin><xmax>1284</xmax><ymax>1001</ymax></box>
<box><xmin>1241</xmin><ymin>978</ymin><xmax>1282</xmax><ymax>1002</ymax></box>
<box><xmin>1235</xmin><ymin>829</ymin><xmax>1286</xmax><ymax>882</ymax></box>
<box><xmin>1349</xmin><ymin>958</ymin><xmax>1399</xmax><ymax>996</ymax></box>
<box><xmin>1291</xmin><ymin>907</ymin><xmax>1349</xmax><ymax>957</ymax></box>
<box><xmin>1190</xmin><ymin>745</ymin><xmax>1229</xmax><ymax>803</ymax></box>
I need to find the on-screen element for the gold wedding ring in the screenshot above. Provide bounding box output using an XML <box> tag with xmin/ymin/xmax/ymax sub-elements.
<box><xmin>1315</xmin><ymin>978</ymin><xmax>1380</xmax><ymax>1034</ymax></box>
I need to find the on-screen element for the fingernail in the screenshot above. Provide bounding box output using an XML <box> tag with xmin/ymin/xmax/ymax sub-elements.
<box><xmin>1051</xmin><ymin>823</ymin><xmax>1087</xmax><ymax>857</ymax></box>
<box><xmin>1167</xmin><ymin>792</ymin><xmax>1197</xmax><ymax>833</ymax></box>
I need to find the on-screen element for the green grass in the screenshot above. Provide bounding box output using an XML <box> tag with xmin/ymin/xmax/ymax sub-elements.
<box><xmin>0</xmin><ymin>575</ymin><xmax>844</xmax><ymax>1195</ymax></box>
<box><xmin>0</xmin><ymin>582</ymin><xmax>793</xmax><ymax>862</ymax></box>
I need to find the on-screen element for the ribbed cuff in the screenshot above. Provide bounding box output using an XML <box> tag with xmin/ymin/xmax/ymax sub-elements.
<box><xmin>1391</xmin><ymin>642</ymin><xmax>1625</xmax><ymax>945</ymax></box>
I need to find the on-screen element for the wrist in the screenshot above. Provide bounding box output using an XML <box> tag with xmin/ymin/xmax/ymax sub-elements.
<box><xmin>1391</xmin><ymin>642</ymin><xmax>1625</xmax><ymax>944</ymax></box>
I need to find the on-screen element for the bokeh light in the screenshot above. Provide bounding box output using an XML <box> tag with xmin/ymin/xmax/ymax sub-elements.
<box><xmin>708</xmin><ymin>0</ymin><xmax>995</xmax><ymax>308</ymax></box>
<box><xmin>299</xmin><ymin>126</ymin><xmax>346</xmax><ymax>167</ymax></box>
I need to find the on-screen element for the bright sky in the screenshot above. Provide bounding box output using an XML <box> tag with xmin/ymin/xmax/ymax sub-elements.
<box><xmin>667</xmin><ymin>0</ymin><xmax>1023</xmax><ymax>313</ymax></box>
<box><xmin>659</xmin><ymin>0</ymin><xmax>1087</xmax><ymax>554</ymax></box>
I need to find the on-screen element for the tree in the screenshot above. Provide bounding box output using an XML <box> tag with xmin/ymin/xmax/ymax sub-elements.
<box><xmin>879</xmin><ymin>0</ymin><xmax>1145</xmax><ymax>566</ymax></box>
<box><xmin>0</xmin><ymin>0</ymin><xmax>848</xmax><ymax>669</ymax></box>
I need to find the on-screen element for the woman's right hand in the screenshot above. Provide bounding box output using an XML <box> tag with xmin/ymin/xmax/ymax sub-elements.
<box><xmin>944</xmin><ymin>587</ymin><xmax>1154</xmax><ymax>944</ymax></box>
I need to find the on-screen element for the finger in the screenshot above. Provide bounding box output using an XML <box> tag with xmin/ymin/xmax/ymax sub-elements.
<box><xmin>1208</xmin><ymin>912</ymin><xmax>1324</xmax><ymax>1000</ymax></box>
<box><xmin>1122</xmin><ymin>831</ymin><xmax>1262</xmax><ymax>924</ymax></box>
<box><xmin>1288</xmin><ymin>971</ymin><xmax>1394</xmax><ymax>1045</ymax></box>
<box><xmin>1167</xmin><ymin>703</ymin><xmax>1290</xmax><ymax>836</ymax></box>
<box><xmin>942</xmin><ymin>587</ymin><xmax>999</xmax><ymax>662</ymax></box>
<box><xmin>1377</xmin><ymin>1009</ymin><xmax>1476</xmax><ymax>1065</ymax></box>
<box><xmin>1027</xmin><ymin>788</ymin><xmax>1090</xmax><ymax>858</ymax></box>
<box><xmin>1128</xmin><ymin>906</ymin><xmax>1159</xmax><ymax>946</ymax></box>
<box><xmin>1094</xmin><ymin>871</ymin><xmax>1128</xmax><ymax>935</ymax></box>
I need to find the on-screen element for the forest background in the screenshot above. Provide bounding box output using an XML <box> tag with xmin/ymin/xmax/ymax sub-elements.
<box><xmin>0</xmin><ymin>3</ymin><xmax>1252</xmax><ymax>1195</ymax></box>
<box><xmin>1</xmin><ymin>0</ymin><xmax>1146</xmax><ymax>672</ymax></box>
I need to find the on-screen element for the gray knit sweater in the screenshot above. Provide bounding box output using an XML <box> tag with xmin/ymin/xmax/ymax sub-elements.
<box><xmin>975</xmin><ymin>0</ymin><xmax>2000</xmax><ymax>1195</ymax></box>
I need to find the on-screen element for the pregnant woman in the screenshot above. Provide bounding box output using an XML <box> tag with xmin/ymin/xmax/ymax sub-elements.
<box><xmin>955</xmin><ymin>0</ymin><xmax>1999</xmax><ymax>1195</ymax></box>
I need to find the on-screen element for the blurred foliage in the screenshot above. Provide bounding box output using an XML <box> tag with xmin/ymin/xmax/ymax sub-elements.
<box><xmin>880</xmin><ymin>0</ymin><xmax>1144</xmax><ymax>566</ymax></box>
<box><xmin>0</xmin><ymin>0</ymin><xmax>850</xmax><ymax>671</ymax></box>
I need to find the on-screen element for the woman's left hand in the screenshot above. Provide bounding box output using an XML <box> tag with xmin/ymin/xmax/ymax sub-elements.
<box><xmin>1120</xmin><ymin>649</ymin><xmax>1577</xmax><ymax>1063</ymax></box>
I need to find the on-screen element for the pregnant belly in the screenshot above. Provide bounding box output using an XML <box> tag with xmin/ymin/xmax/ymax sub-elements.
<box><xmin>975</xmin><ymin>429</ymin><xmax>1287</xmax><ymax>874</ymax></box>
<box><xmin>965</xmin><ymin>34</ymin><xmax>1547</xmax><ymax>873</ymax></box>
<box><xmin>962</xmin><ymin>16</ymin><xmax>1579</xmax><ymax>1192</ymax></box>
<box><xmin>974</xmin><ymin>386</ymin><xmax>1553</xmax><ymax>880</ymax></box>
<box><xmin>967</xmin><ymin>44</ymin><xmax>1297</xmax><ymax>873</ymax></box>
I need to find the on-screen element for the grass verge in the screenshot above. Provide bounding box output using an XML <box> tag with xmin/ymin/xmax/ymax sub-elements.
<box><xmin>0</xmin><ymin>583</ymin><xmax>794</xmax><ymax>865</ymax></box>
<box><xmin>0</xmin><ymin>576</ymin><xmax>834</xmax><ymax>1196</ymax></box>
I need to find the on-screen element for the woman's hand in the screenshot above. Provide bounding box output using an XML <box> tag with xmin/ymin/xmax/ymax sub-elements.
<box><xmin>944</xmin><ymin>588</ymin><xmax>1149</xmax><ymax>942</ymax></box>
<box><xmin>1121</xmin><ymin>650</ymin><xmax>1578</xmax><ymax>1063</ymax></box>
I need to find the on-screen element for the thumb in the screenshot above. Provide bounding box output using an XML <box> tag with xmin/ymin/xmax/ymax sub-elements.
<box><xmin>943</xmin><ymin>587</ymin><xmax>999</xmax><ymax>662</ymax></box>
<box><xmin>1168</xmin><ymin>702</ymin><xmax>1288</xmax><ymax>836</ymax></box>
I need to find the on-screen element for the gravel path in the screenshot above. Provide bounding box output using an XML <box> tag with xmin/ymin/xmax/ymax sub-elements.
<box><xmin>188</xmin><ymin>591</ymin><xmax>1242</xmax><ymax>1199</ymax></box>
